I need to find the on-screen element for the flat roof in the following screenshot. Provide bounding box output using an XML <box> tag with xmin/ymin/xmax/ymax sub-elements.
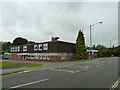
<box><xmin>10</xmin><ymin>40</ymin><xmax>75</xmax><ymax>47</ymax></box>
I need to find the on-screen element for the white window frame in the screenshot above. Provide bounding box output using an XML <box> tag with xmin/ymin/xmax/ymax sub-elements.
<box><xmin>43</xmin><ymin>43</ymin><xmax>48</xmax><ymax>50</ymax></box>
<box><xmin>47</xmin><ymin>56</ymin><xmax>50</xmax><ymax>60</ymax></box>
<box><xmin>61</xmin><ymin>55</ymin><xmax>66</xmax><ymax>60</ymax></box>
<box><xmin>10</xmin><ymin>47</ymin><xmax>13</xmax><ymax>52</ymax></box>
<box><xmin>43</xmin><ymin>56</ymin><xmax>46</xmax><ymax>59</ymax></box>
<box><xmin>23</xmin><ymin>46</ymin><xmax>27</xmax><ymax>51</ymax></box>
<box><xmin>38</xmin><ymin>44</ymin><xmax>42</xmax><ymax>50</ymax></box>
<box><xmin>35</xmin><ymin>55</ymin><xmax>39</xmax><ymax>59</ymax></box>
<box><xmin>13</xmin><ymin>47</ymin><xmax>15</xmax><ymax>52</ymax></box>
<box><xmin>34</xmin><ymin>45</ymin><xmax>38</xmax><ymax>51</ymax></box>
<box><xmin>40</xmin><ymin>55</ymin><xmax>42</xmax><ymax>59</ymax></box>
<box><xmin>18</xmin><ymin>46</ymin><xmax>20</xmax><ymax>52</ymax></box>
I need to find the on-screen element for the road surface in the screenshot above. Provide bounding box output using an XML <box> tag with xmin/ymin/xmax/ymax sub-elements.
<box><xmin>2</xmin><ymin>57</ymin><xmax>119</xmax><ymax>89</ymax></box>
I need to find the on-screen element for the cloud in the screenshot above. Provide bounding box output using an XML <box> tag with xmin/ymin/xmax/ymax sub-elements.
<box><xmin>1</xmin><ymin>2</ymin><xmax>118</xmax><ymax>47</ymax></box>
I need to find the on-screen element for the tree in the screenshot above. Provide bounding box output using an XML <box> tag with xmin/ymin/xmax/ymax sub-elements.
<box><xmin>74</xmin><ymin>30</ymin><xmax>87</xmax><ymax>59</ymax></box>
<box><xmin>1</xmin><ymin>42</ymin><xmax>12</xmax><ymax>54</ymax></box>
<box><xmin>13</xmin><ymin>37</ymin><xmax>28</xmax><ymax>46</ymax></box>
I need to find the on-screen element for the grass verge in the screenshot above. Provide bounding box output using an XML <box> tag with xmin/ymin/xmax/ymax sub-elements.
<box><xmin>0</xmin><ymin>62</ymin><xmax>43</xmax><ymax>69</ymax></box>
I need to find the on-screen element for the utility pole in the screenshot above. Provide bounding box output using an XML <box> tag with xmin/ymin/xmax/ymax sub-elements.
<box><xmin>89</xmin><ymin>21</ymin><xmax>102</xmax><ymax>59</ymax></box>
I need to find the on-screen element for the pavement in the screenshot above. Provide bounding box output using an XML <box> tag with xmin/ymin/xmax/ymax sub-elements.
<box><xmin>2</xmin><ymin>57</ymin><xmax>119</xmax><ymax>89</ymax></box>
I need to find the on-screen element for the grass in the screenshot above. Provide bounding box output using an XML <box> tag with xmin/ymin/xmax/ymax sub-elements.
<box><xmin>0</xmin><ymin>62</ymin><xmax>43</xmax><ymax>69</ymax></box>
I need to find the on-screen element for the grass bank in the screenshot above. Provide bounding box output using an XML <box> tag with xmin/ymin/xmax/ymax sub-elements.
<box><xmin>0</xmin><ymin>61</ymin><xmax>43</xmax><ymax>69</ymax></box>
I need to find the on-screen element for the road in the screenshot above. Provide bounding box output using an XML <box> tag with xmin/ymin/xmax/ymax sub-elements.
<box><xmin>2</xmin><ymin>57</ymin><xmax>119</xmax><ymax>89</ymax></box>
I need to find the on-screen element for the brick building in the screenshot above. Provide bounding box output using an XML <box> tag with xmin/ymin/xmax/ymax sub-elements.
<box><xmin>9</xmin><ymin>37</ymin><xmax>75</xmax><ymax>61</ymax></box>
<box><xmin>86</xmin><ymin>50</ymin><xmax>100</xmax><ymax>58</ymax></box>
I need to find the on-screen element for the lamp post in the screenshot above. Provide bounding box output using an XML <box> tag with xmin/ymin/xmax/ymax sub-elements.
<box><xmin>90</xmin><ymin>21</ymin><xmax>102</xmax><ymax>59</ymax></box>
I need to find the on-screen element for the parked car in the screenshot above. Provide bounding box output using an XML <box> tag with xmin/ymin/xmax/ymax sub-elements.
<box><xmin>3</xmin><ymin>53</ymin><xmax>10</xmax><ymax>59</ymax></box>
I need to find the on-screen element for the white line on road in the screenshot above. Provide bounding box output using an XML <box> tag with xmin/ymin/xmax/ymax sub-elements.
<box><xmin>10</xmin><ymin>78</ymin><xmax>49</xmax><ymax>89</ymax></box>
<box><xmin>49</xmin><ymin>68</ymin><xmax>74</xmax><ymax>73</ymax></box>
<box><xmin>108</xmin><ymin>61</ymin><xmax>113</xmax><ymax>63</ymax></box>
<box><xmin>96</xmin><ymin>65</ymin><xmax>102</xmax><ymax>67</ymax></box>
<box><xmin>71</xmin><ymin>67</ymin><xmax>89</xmax><ymax>74</ymax></box>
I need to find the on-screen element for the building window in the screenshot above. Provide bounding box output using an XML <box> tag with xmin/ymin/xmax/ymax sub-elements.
<box><xmin>34</xmin><ymin>45</ymin><xmax>38</xmax><ymax>51</ymax></box>
<box><xmin>35</xmin><ymin>56</ymin><xmax>39</xmax><ymax>59</ymax></box>
<box><xmin>40</xmin><ymin>56</ymin><xmax>42</xmax><ymax>59</ymax></box>
<box><xmin>47</xmin><ymin>56</ymin><xmax>50</xmax><ymax>60</ymax></box>
<box><xmin>15</xmin><ymin>47</ymin><xmax>18</xmax><ymax>52</ymax></box>
<box><xmin>43</xmin><ymin>56</ymin><xmax>46</xmax><ymax>59</ymax></box>
<box><xmin>23</xmin><ymin>46</ymin><xmax>27</xmax><ymax>51</ymax></box>
<box><xmin>27</xmin><ymin>55</ymin><xmax>30</xmax><ymax>59</ymax></box>
<box><xmin>61</xmin><ymin>55</ymin><xmax>65</xmax><ymax>60</ymax></box>
<box><xmin>31</xmin><ymin>56</ymin><xmax>34</xmax><ymax>59</ymax></box>
<box><xmin>18</xmin><ymin>46</ymin><xmax>20</xmax><ymax>52</ymax></box>
<box><xmin>13</xmin><ymin>47</ymin><xmax>15</xmax><ymax>52</ymax></box>
<box><xmin>43</xmin><ymin>43</ymin><xmax>48</xmax><ymax>50</ymax></box>
<box><xmin>38</xmin><ymin>44</ymin><xmax>42</xmax><ymax>50</ymax></box>
<box><xmin>10</xmin><ymin>47</ymin><xmax>13</xmax><ymax>52</ymax></box>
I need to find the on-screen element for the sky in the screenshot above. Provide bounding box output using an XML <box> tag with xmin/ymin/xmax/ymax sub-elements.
<box><xmin>0</xmin><ymin>1</ymin><xmax>118</xmax><ymax>47</ymax></box>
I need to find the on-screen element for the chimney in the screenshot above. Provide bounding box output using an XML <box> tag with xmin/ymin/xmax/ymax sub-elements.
<box><xmin>51</xmin><ymin>37</ymin><xmax>59</xmax><ymax>41</ymax></box>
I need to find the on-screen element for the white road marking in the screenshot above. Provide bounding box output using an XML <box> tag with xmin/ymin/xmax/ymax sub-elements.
<box><xmin>10</xmin><ymin>78</ymin><xmax>49</xmax><ymax>89</ymax></box>
<box><xmin>71</xmin><ymin>66</ymin><xmax>90</xmax><ymax>74</ymax></box>
<box><xmin>96</xmin><ymin>65</ymin><xmax>102</xmax><ymax>67</ymax></box>
<box><xmin>49</xmin><ymin>68</ymin><xmax>74</xmax><ymax>73</ymax></box>
<box><xmin>109</xmin><ymin>61</ymin><xmax>113</xmax><ymax>63</ymax></box>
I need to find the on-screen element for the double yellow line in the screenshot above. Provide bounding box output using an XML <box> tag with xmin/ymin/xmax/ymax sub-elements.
<box><xmin>110</xmin><ymin>78</ymin><xmax>120</xmax><ymax>90</ymax></box>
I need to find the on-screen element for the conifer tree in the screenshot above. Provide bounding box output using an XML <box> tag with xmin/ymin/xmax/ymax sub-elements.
<box><xmin>75</xmin><ymin>30</ymin><xmax>87</xmax><ymax>59</ymax></box>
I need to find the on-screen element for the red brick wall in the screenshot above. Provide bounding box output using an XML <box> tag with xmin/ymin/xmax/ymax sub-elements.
<box><xmin>10</xmin><ymin>53</ymin><xmax>74</xmax><ymax>61</ymax></box>
<box><xmin>9</xmin><ymin>53</ymin><xmax>19</xmax><ymax>60</ymax></box>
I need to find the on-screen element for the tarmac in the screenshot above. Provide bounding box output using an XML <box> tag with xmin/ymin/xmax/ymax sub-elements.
<box><xmin>1</xmin><ymin>59</ymin><xmax>77</xmax><ymax>75</ymax></box>
<box><xmin>1</xmin><ymin>58</ymin><xmax>110</xmax><ymax>76</ymax></box>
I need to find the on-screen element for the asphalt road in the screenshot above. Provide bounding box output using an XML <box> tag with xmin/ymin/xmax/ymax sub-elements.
<box><xmin>2</xmin><ymin>57</ymin><xmax>119</xmax><ymax>89</ymax></box>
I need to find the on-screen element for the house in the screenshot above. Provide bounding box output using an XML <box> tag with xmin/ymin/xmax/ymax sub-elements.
<box><xmin>9</xmin><ymin>37</ymin><xmax>75</xmax><ymax>61</ymax></box>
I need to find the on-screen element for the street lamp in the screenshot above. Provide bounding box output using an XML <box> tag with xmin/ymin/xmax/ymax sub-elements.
<box><xmin>89</xmin><ymin>21</ymin><xmax>102</xmax><ymax>59</ymax></box>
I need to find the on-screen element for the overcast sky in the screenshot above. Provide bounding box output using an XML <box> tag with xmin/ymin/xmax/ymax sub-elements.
<box><xmin>0</xmin><ymin>1</ymin><xmax>118</xmax><ymax>47</ymax></box>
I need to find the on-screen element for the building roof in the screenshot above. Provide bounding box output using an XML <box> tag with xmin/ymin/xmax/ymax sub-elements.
<box><xmin>11</xmin><ymin>40</ymin><xmax>75</xmax><ymax>47</ymax></box>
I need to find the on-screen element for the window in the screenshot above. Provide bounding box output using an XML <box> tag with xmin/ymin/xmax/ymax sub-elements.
<box><xmin>40</xmin><ymin>56</ymin><xmax>42</xmax><ymax>59</ymax></box>
<box><xmin>10</xmin><ymin>47</ymin><xmax>13</xmax><ymax>52</ymax></box>
<box><xmin>18</xmin><ymin>46</ymin><xmax>20</xmax><ymax>52</ymax></box>
<box><xmin>43</xmin><ymin>43</ymin><xmax>48</xmax><ymax>50</ymax></box>
<box><xmin>61</xmin><ymin>55</ymin><xmax>65</xmax><ymax>60</ymax></box>
<box><xmin>23</xmin><ymin>46</ymin><xmax>27</xmax><ymax>51</ymax></box>
<box><xmin>15</xmin><ymin>47</ymin><xmax>18</xmax><ymax>52</ymax></box>
<box><xmin>38</xmin><ymin>44</ymin><xmax>42</xmax><ymax>50</ymax></box>
<box><xmin>43</xmin><ymin>56</ymin><xmax>46</xmax><ymax>59</ymax></box>
<box><xmin>27</xmin><ymin>55</ymin><xmax>30</xmax><ymax>59</ymax></box>
<box><xmin>34</xmin><ymin>45</ymin><xmax>38</xmax><ymax>51</ymax></box>
<box><xmin>35</xmin><ymin>56</ymin><xmax>39</xmax><ymax>59</ymax></box>
<box><xmin>31</xmin><ymin>56</ymin><xmax>34</xmax><ymax>59</ymax></box>
<box><xmin>13</xmin><ymin>47</ymin><xmax>15</xmax><ymax>52</ymax></box>
<box><xmin>47</xmin><ymin>56</ymin><xmax>50</xmax><ymax>60</ymax></box>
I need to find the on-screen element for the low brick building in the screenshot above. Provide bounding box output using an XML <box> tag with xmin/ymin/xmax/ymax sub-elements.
<box><xmin>9</xmin><ymin>37</ymin><xmax>75</xmax><ymax>61</ymax></box>
<box><xmin>86</xmin><ymin>50</ymin><xmax>100</xmax><ymax>58</ymax></box>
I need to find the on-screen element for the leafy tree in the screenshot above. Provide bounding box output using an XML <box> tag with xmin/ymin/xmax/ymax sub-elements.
<box><xmin>1</xmin><ymin>42</ymin><xmax>12</xmax><ymax>54</ymax></box>
<box><xmin>74</xmin><ymin>30</ymin><xmax>87</xmax><ymax>59</ymax></box>
<box><xmin>13</xmin><ymin>37</ymin><xmax>28</xmax><ymax>46</ymax></box>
